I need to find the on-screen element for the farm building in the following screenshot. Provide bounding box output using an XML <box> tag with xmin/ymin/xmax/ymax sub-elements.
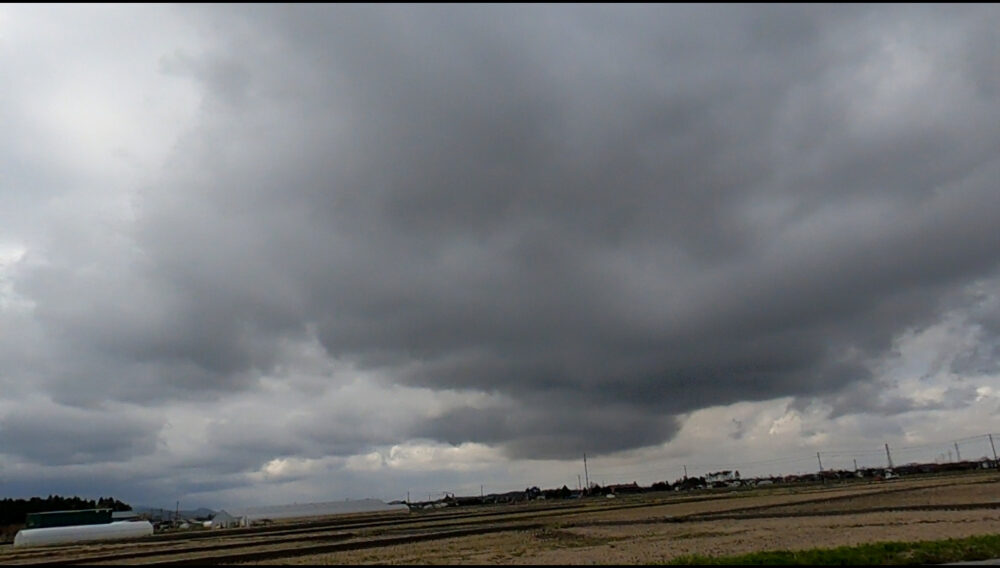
<box><xmin>210</xmin><ymin>510</ymin><xmax>247</xmax><ymax>528</ymax></box>
<box><xmin>13</xmin><ymin>521</ymin><xmax>154</xmax><ymax>547</ymax></box>
<box><xmin>25</xmin><ymin>508</ymin><xmax>112</xmax><ymax>529</ymax></box>
<box><xmin>705</xmin><ymin>470</ymin><xmax>739</xmax><ymax>484</ymax></box>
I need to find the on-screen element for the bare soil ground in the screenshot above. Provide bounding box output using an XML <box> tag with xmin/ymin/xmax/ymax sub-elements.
<box><xmin>5</xmin><ymin>472</ymin><xmax>999</xmax><ymax>565</ymax></box>
<box><xmin>248</xmin><ymin>472</ymin><xmax>1000</xmax><ymax>565</ymax></box>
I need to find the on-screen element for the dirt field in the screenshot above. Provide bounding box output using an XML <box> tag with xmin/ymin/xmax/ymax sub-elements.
<box><xmin>244</xmin><ymin>472</ymin><xmax>1000</xmax><ymax>565</ymax></box>
<box><xmin>4</xmin><ymin>471</ymin><xmax>1000</xmax><ymax>565</ymax></box>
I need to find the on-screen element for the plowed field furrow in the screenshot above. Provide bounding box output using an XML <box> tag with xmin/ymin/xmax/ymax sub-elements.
<box><xmin>3</xmin><ymin>472</ymin><xmax>997</xmax><ymax>565</ymax></box>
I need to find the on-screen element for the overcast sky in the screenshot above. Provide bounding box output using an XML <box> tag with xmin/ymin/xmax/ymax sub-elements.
<box><xmin>2</xmin><ymin>4</ymin><xmax>1000</xmax><ymax>510</ymax></box>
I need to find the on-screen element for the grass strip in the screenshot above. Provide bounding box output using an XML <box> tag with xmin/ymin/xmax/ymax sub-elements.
<box><xmin>664</xmin><ymin>533</ymin><xmax>1000</xmax><ymax>565</ymax></box>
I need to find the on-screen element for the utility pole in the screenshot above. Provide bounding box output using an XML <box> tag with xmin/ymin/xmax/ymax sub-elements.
<box><xmin>853</xmin><ymin>458</ymin><xmax>858</xmax><ymax>472</ymax></box>
<box><xmin>175</xmin><ymin>501</ymin><xmax>180</xmax><ymax>523</ymax></box>
<box><xmin>955</xmin><ymin>442</ymin><xmax>962</xmax><ymax>462</ymax></box>
<box><xmin>407</xmin><ymin>491</ymin><xmax>410</xmax><ymax>503</ymax></box>
<box><xmin>683</xmin><ymin>465</ymin><xmax>688</xmax><ymax>479</ymax></box>
<box><xmin>816</xmin><ymin>452</ymin><xmax>823</xmax><ymax>472</ymax></box>
<box><xmin>481</xmin><ymin>485</ymin><xmax>484</xmax><ymax>502</ymax></box>
<box><xmin>577</xmin><ymin>474</ymin><xmax>582</xmax><ymax>491</ymax></box>
<box><xmin>989</xmin><ymin>434</ymin><xmax>998</xmax><ymax>468</ymax></box>
<box><xmin>885</xmin><ymin>443</ymin><xmax>893</xmax><ymax>469</ymax></box>
<box><xmin>583</xmin><ymin>453</ymin><xmax>589</xmax><ymax>491</ymax></box>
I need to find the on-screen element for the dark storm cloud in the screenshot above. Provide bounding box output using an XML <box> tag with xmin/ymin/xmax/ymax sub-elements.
<box><xmin>0</xmin><ymin>403</ymin><xmax>162</xmax><ymax>465</ymax></box>
<box><xmin>416</xmin><ymin>398</ymin><xmax>682</xmax><ymax>460</ymax></box>
<box><xmin>952</xmin><ymin>340</ymin><xmax>1000</xmax><ymax>377</ymax></box>
<box><xmin>11</xmin><ymin>4</ymin><xmax>1000</xmax><ymax>460</ymax></box>
<box><xmin>948</xmin><ymin>275</ymin><xmax>1000</xmax><ymax>377</ymax></box>
<box><xmin>814</xmin><ymin>380</ymin><xmax>928</xmax><ymax>419</ymax></box>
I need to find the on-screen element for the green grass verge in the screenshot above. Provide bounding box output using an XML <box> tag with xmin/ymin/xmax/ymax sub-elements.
<box><xmin>664</xmin><ymin>533</ymin><xmax>1000</xmax><ymax>565</ymax></box>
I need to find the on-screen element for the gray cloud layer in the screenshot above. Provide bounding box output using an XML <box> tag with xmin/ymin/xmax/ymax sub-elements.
<box><xmin>6</xmin><ymin>4</ymin><xmax>1000</xmax><ymax>474</ymax></box>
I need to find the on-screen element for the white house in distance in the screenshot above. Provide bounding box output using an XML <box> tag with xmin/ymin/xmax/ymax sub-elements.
<box><xmin>210</xmin><ymin>510</ymin><xmax>247</xmax><ymax>529</ymax></box>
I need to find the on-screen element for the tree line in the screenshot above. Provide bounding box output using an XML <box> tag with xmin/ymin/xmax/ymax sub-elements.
<box><xmin>0</xmin><ymin>495</ymin><xmax>132</xmax><ymax>526</ymax></box>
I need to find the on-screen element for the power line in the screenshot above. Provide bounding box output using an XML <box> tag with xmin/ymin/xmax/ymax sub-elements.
<box><xmin>820</xmin><ymin>448</ymin><xmax>887</xmax><ymax>457</ymax></box>
<box><xmin>573</xmin><ymin>432</ymin><xmax>1000</xmax><ymax>488</ymax></box>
